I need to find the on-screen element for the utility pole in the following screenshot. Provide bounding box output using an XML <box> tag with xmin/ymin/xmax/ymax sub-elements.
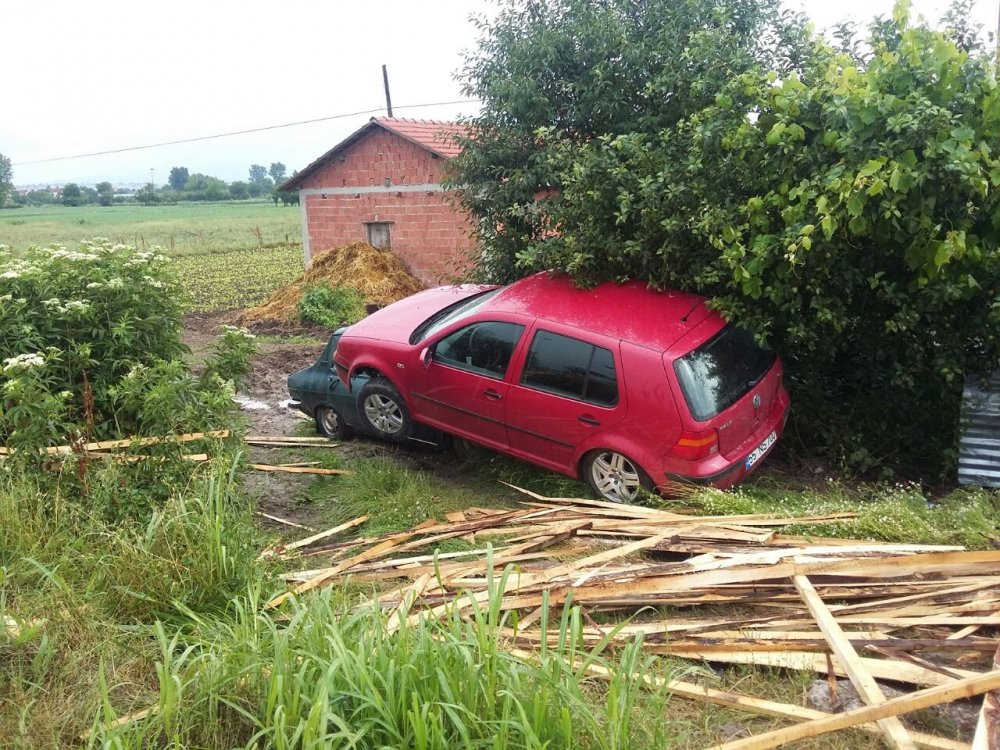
<box><xmin>382</xmin><ymin>64</ymin><xmax>394</xmax><ymax>118</ymax></box>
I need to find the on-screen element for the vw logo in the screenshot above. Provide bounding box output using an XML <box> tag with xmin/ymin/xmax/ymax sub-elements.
<box><xmin>752</xmin><ymin>394</ymin><xmax>762</xmax><ymax>409</ymax></box>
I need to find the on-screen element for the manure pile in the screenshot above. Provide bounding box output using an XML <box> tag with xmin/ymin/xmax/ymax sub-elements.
<box><xmin>240</xmin><ymin>241</ymin><xmax>424</xmax><ymax>324</ymax></box>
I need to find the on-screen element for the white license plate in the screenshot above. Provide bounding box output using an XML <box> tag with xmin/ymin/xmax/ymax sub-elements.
<box><xmin>745</xmin><ymin>431</ymin><xmax>777</xmax><ymax>470</ymax></box>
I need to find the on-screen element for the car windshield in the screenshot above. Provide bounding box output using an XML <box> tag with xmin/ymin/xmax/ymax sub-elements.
<box><xmin>673</xmin><ymin>325</ymin><xmax>776</xmax><ymax>421</ymax></box>
<box><xmin>409</xmin><ymin>289</ymin><xmax>501</xmax><ymax>344</ymax></box>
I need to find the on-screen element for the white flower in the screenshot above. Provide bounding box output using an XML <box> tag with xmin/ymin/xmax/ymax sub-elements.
<box><xmin>2</xmin><ymin>353</ymin><xmax>46</xmax><ymax>372</ymax></box>
<box><xmin>63</xmin><ymin>300</ymin><xmax>90</xmax><ymax>313</ymax></box>
<box><xmin>0</xmin><ymin>270</ymin><xmax>19</xmax><ymax>279</ymax></box>
<box><xmin>106</xmin><ymin>278</ymin><xmax>125</xmax><ymax>289</ymax></box>
<box><xmin>86</xmin><ymin>282</ymin><xmax>103</xmax><ymax>289</ymax></box>
<box><xmin>0</xmin><ymin>294</ymin><xmax>11</xmax><ymax>302</ymax></box>
<box><xmin>42</xmin><ymin>298</ymin><xmax>62</xmax><ymax>308</ymax></box>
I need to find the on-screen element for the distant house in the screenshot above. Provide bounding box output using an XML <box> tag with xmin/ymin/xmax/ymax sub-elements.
<box><xmin>281</xmin><ymin>117</ymin><xmax>475</xmax><ymax>285</ymax></box>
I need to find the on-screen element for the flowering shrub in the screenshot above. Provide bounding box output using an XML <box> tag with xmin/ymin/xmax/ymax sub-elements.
<box><xmin>0</xmin><ymin>239</ymin><xmax>188</xmax><ymax>441</ymax></box>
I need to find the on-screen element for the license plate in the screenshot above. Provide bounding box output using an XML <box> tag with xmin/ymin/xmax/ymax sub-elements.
<box><xmin>745</xmin><ymin>431</ymin><xmax>777</xmax><ymax>470</ymax></box>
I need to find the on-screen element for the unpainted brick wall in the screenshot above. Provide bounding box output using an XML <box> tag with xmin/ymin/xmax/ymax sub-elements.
<box><xmin>301</xmin><ymin>130</ymin><xmax>477</xmax><ymax>284</ymax></box>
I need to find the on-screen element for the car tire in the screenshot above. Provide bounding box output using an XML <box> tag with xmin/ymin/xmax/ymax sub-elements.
<box><xmin>357</xmin><ymin>379</ymin><xmax>412</xmax><ymax>442</ymax></box>
<box><xmin>582</xmin><ymin>449</ymin><xmax>653</xmax><ymax>504</ymax></box>
<box><xmin>316</xmin><ymin>404</ymin><xmax>352</xmax><ymax>440</ymax></box>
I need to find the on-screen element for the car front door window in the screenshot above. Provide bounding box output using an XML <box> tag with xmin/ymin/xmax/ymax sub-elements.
<box><xmin>433</xmin><ymin>321</ymin><xmax>525</xmax><ymax>379</ymax></box>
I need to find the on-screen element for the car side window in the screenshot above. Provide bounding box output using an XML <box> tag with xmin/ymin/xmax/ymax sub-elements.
<box><xmin>433</xmin><ymin>321</ymin><xmax>525</xmax><ymax>379</ymax></box>
<box><xmin>520</xmin><ymin>330</ymin><xmax>618</xmax><ymax>406</ymax></box>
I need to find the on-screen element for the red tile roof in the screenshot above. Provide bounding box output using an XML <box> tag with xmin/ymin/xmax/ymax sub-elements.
<box><xmin>281</xmin><ymin>117</ymin><xmax>470</xmax><ymax>191</ymax></box>
<box><xmin>373</xmin><ymin>117</ymin><xmax>469</xmax><ymax>159</ymax></box>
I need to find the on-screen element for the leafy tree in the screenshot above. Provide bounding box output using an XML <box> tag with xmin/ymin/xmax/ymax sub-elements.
<box><xmin>269</xmin><ymin>162</ymin><xmax>287</xmax><ymax>185</ymax></box>
<box><xmin>135</xmin><ymin>184</ymin><xmax>161</xmax><ymax>205</ymax></box>
<box><xmin>457</xmin><ymin>0</ymin><xmax>1000</xmax><ymax>473</ymax></box>
<box><xmin>168</xmin><ymin>166</ymin><xmax>190</xmax><ymax>191</ymax></box>
<box><xmin>229</xmin><ymin>180</ymin><xmax>250</xmax><ymax>200</ymax></box>
<box><xmin>183</xmin><ymin>174</ymin><xmax>229</xmax><ymax>202</ymax></box>
<box><xmin>61</xmin><ymin>183</ymin><xmax>83</xmax><ymax>207</ymax></box>
<box><xmin>96</xmin><ymin>181</ymin><xmax>114</xmax><ymax>207</ymax></box>
<box><xmin>0</xmin><ymin>153</ymin><xmax>12</xmax><ymax>207</ymax></box>
<box><xmin>248</xmin><ymin>164</ymin><xmax>268</xmax><ymax>185</ymax></box>
<box><xmin>450</xmin><ymin>0</ymin><xmax>809</xmax><ymax>282</ymax></box>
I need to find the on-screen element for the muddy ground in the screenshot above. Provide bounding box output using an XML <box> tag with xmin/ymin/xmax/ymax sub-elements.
<box><xmin>183</xmin><ymin>311</ymin><xmax>451</xmax><ymax>532</ymax></box>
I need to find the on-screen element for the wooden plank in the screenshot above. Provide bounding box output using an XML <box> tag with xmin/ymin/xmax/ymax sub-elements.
<box><xmin>794</xmin><ymin>573</ymin><xmax>917</xmax><ymax>750</ymax></box>
<box><xmin>254</xmin><ymin>511</ymin><xmax>317</xmax><ymax>532</ymax></box>
<box><xmin>245</xmin><ymin>435</ymin><xmax>332</xmax><ymax>444</ymax></box>
<box><xmin>564</xmin><ymin>655</ymin><xmax>968</xmax><ymax>750</ymax></box>
<box><xmin>973</xmin><ymin>644</ymin><xmax>1000</xmax><ymax>750</ymax></box>
<box><xmin>248</xmin><ymin>464</ymin><xmax>350</xmax><ymax>476</ymax></box>
<box><xmin>386</xmin><ymin>573</ymin><xmax>432</xmax><ymax>635</ymax></box>
<box><xmin>282</xmin><ymin>515</ymin><xmax>368</xmax><ymax>553</ymax></box>
<box><xmin>703</xmin><ymin>669</ymin><xmax>1000</xmax><ymax>750</ymax></box>
<box><xmin>266</xmin><ymin>531</ymin><xmax>416</xmax><ymax>608</ymax></box>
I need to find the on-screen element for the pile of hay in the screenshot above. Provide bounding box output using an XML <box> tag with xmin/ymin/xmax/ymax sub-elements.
<box><xmin>240</xmin><ymin>241</ymin><xmax>425</xmax><ymax>324</ymax></box>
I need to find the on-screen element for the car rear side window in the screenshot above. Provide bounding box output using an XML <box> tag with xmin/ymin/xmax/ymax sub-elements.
<box><xmin>520</xmin><ymin>330</ymin><xmax>618</xmax><ymax>406</ymax></box>
<box><xmin>434</xmin><ymin>321</ymin><xmax>525</xmax><ymax>379</ymax></box>
<box><xmin>673</xmin><ymin>325</ymin><xmax>776</xmax><ymax>421</ymax></box>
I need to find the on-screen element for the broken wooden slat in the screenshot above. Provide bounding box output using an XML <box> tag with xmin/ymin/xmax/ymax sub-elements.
<box><xmin>793</xmin><ymin>573</ymin><xmax>917</xmax><ymax>750</ymax></box>
<box><xmin>973</xmin><ymin>644</ymin><xmax>1000</xmax><ymax>750</ymax></box>
<box><xmin>282</xmin><ymin>515</ymin><xmax>369</xmax><ymax>553</ymax></box>
<box><xmin>248</xmin><ymin>464</ymin><xmax>350</xmax><ymax>476</ymax></box>
<box><xmin>704</xmin><ymin>668</ymin><xmax>1000</xmax><ymax>750</ymax></box>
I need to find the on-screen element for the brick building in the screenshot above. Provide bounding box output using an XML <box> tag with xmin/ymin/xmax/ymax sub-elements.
<box><xmin>281</xmin><ymin>117</ymin><xmax>475</xmax><ymax>284</ymax></box>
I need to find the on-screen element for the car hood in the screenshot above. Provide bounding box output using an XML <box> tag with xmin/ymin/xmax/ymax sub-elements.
<box><xmin>343</xmin><ymin>284</ymin><xmax>495</xmax><ymax>345</ymax></box>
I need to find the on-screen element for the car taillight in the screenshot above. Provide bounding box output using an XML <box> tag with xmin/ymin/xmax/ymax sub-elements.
<box><xmin>672</xmin><ymin>429</ymin><xmax>719</xmax><ymax>461</ymax></box>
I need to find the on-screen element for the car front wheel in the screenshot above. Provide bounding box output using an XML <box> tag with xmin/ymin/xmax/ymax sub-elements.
<box><xmin>316</xmin><ymin>404</ymin><xmax>352</xmax><ymax>440</ymax></box>
<box><xmin>583</xmin><ymin>450</ymin><xmax>652</xmax><ymax>504</ymax></box>
<box><xmin>357</xmin><ymin>379</ymin><xmax>412</xmax><ymax>442</ymax></box>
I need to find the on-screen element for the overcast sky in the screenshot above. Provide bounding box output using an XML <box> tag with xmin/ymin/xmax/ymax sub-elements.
<box><xmin>2</xmin><ymin>0</ymin><xmax>996</xmax><ymax>187</ymax></box>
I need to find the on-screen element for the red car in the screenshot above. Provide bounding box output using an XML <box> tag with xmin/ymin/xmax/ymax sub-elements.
<box><xmin>333</xmin><ymin>272</ymin><xmax>789</xmax><ymax>503</ymax></box>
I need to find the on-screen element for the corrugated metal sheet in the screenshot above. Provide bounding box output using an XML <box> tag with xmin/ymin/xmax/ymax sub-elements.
<box><xmin>958</xmin><ymin>373</ymin><xmax>1000</xmax><ymax>488</ymax></box>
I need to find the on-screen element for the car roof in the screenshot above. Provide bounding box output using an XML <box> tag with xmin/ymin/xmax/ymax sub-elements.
<box><xmin>483</xmin><ymin>272</ymin><xmax>719</xmax><ymax>352</ymax></box>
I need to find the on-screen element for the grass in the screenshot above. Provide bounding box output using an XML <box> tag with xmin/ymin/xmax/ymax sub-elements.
<box><xmin>679</xmin><ymin>474</ymin><xmax>1000</xmax><ymax>548</ymax></box>
<box><xmin>0</xmin><ymin>202</ymin><xmax>301</xmax><ymax>257</ymax></box>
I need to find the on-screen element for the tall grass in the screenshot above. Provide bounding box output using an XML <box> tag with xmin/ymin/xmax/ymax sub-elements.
<box><xmin>93</xmin><ymin>575</ymin><xmax>677</xmax><ymax>749</ymax></box>
<box><xmin>0</xmin><ymin>461</ymin><xmax>262</xmax><ymax>747</ymax></box>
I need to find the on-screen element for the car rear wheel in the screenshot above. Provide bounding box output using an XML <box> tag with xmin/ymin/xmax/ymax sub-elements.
<box><xmin>357</xmin><ymin>379</ymin><xmax>412</xmax><ymax>442</ymax></box>
<box><xmin>583</xmin><ymin>450</ymin><xmax>652</xmax><ymax>504</ymax></box>
<box><xmin>316</xmin><ymin>404</ymin><xmax>352</xmax><ymax>440</ymax></box>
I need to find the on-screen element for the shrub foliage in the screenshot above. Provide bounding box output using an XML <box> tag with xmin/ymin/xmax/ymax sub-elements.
<box><xmin>453</xmin><ymin>0</ymin><xmax>1000</xmax><ymax>473</ymax></box>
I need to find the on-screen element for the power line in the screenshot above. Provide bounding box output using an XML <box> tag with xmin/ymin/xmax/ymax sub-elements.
<box><xmin>13</xmin><ymin>99</ymin><xmax>480</xmax><ymax>167</ymax></box>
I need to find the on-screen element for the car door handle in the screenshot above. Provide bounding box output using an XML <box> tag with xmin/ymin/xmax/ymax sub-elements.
<box><xmin>484</xmin><ymin>389</ymin><xmax>503</xmax><ymax>401</ymax></box>
<box><xmin>578</xmin><ymin>415</ymin><xmax>601</xmax><ymax>426</ymax></box>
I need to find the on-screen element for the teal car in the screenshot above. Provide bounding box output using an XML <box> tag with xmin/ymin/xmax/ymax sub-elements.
<box><xmin>287</xmin><ymin>329</ymin><xmax>440</xmax><ymax>445</ymax></box>
<box><xmin>287</xmin><ymin>329</ymin><xmax>365</xmax><ymax>439</ymax></box>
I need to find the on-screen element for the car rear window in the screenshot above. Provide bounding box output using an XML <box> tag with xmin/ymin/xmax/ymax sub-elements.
<box><xmin>673</xmin><ymin>325</ymin><xmax>776</xmax><ymax>421</ymax></box>
<box><xmin>520</xmin><ymin>330</ymin><xmax>618</xmax><ymax>406</ymax></box>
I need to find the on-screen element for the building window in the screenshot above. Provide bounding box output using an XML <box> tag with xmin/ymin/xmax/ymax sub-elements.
<box><xmin>365</xmin><ymin>221</ymin><xmax>392</xmax><ymax>249</ymax></box>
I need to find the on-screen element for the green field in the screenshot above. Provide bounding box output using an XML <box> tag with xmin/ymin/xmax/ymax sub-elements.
<box><xmin>0</xmin><ymin>202</ymin><xmax>306</xmax><ymax>312</ymax></box>
<box><xmin>0</xmin><ymin>201</ymin><xmax>301</xmax><ymax>256</ymax></box>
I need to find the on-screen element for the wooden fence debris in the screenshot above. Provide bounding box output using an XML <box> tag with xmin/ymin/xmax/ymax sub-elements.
<box><xmin>266</xmin><ymin>489</ymin><xmax>1000</xmax><ymax>747</ymax></box>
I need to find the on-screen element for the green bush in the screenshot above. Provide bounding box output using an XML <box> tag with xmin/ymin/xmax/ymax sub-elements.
<box><xmin>0</xmin><ymin>239</ymin><xmax>188</xmax><ymax>441</ymax></box>
<box><xmin>297</xmin><ymin>283</ymin><xmax>366</xmax><ymax>328</ymax></box>
<box><xmin>203</xmin><ymin>325</ymin><xmax>260</xmax><ymax>392</ymax></box>
<box><xmin>454</xmin><ymin>2</ymin><xmax>1000</xmax><ymax>475</ymax></box>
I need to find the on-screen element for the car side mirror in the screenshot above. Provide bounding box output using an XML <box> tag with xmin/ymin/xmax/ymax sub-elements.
<box><xmin>420</xmin><ymin>346</ymin><xmax>432</xmax><ymax>368</ymax></box>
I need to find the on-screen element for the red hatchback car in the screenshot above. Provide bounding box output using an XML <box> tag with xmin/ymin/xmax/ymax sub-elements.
<box><xmin>333</xmin><ymin>272</ymin><xmax>789</xmax><ymax>503</ymax></box>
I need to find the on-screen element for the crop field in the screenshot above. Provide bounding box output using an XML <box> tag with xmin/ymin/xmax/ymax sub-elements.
<box><xmin>175</xmin><ymin>246</ymin><xmax>303</xmax><ymax>311</ymax></box>
<box><xmin>1</xmin><ymin>202</ymin><xmax>306</xmax><ymax>312</ymax></box>
<box><xmin>0</xmin><ymin>201</ymin><xmax>301</xmax><ymax>256</ymax></box>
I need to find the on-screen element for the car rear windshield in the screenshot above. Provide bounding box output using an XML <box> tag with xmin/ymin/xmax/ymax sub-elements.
<box><xmin>673</xmin><ymin>325</ymin><xmax>776</xmax><ymax>421</ymax></box>
<box><xmin>409</xmin><ymin>289</ymin><xmax>501</xmax><ymax>344</ymax></box>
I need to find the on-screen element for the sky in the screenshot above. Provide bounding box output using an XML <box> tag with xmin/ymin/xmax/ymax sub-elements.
<box><xmin>2</xmin><ymin>0</ymin><xmax>997</xmax><ymax>188</ymax></box>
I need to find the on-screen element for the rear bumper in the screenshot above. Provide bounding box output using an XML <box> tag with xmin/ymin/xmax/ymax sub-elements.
<box><xmin>660</xmin><ymin>394</ymin><xmax>790</xmax><ymax>492</ymax></box>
